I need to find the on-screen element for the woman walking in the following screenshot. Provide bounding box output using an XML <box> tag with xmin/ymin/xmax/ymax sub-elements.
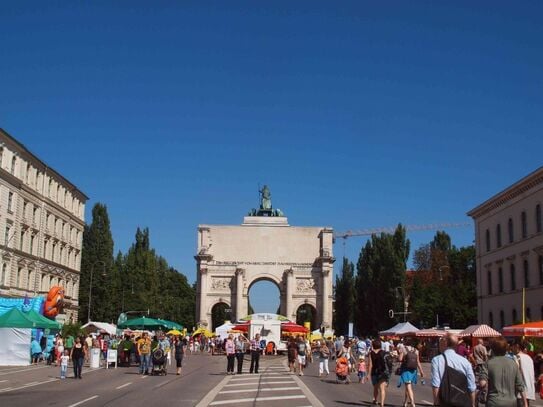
<box><xmin>173</xmin><ymin>335</ymin><xmax>186</xmax><ymax>375</ymax></box>
<box><xmin>479</xmin><ymin>337</ymin><xmax>528</xmax><ymax>407</ymax></box>
<box><xmin>287</xmin><ymin>338</ymin><xmax>298</xmax><ymax>373</ymax></box>
<box><xmin>368</xmin><ymin>339</ymin><xmax>388</xmax><ymax>407</ymax></box>
<box><xmin>225</xmin><ymin>334</ymin><xmax>236</xmax><ymax>375</ymax></box>
<box><xmin>318</xmin><ymin>340</ymin><xmax>331</xmax><ymax>376</ymax></box>
<box><xmin>398</xmin><ymin>339</ymin><xmax>424</xmax><ymax>407</ymax></box>
<box><xmin>70</xmin><ymin>337</ymin><xmax>86</xmax><ymax>379</ymax></box>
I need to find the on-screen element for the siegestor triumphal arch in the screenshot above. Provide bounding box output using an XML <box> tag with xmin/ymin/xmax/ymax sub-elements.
<box><xmin>195</xmin><ymin>186</ymin><xmax>334</xmax><ymax>329</ymax></box>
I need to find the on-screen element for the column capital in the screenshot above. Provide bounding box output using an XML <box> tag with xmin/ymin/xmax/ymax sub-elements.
<box><xmin>200</xmin><ymin>267</ymin><xmax>208</xmax><ymax>275</ymax></box>
<box><xmin>284</xmin><ymin>268</ymin><xmax>294</xmax><ymax>276</ymax></box>
<box><xmin>235</xmin><ymin>268</ymin><xmax>245</xmax><ymax>277</ymax></box>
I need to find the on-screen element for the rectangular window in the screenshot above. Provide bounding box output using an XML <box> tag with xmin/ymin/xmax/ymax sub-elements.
<box><xmin>486</xmin><ymin>229</ymin><xmax>490</xmax><ymax>252</ymax></box>
<box><xmin>7</xmin><ymin>192</ymin><xmax>14</xmax><ymax>213</ymax></box>
<box><xmin>508</xmin><ymin>218</ymin><xmax>514</xmax><ymax>243</ymax></box>
<box><xmin>496</xmin><ymin>224</ymin><xmax>502</xmax><ymax>248</ymax></box>
<box><xmin>522</xmin><ymin>211</ymin><xmax>528</xmax><ymax>238</ymax></box>
<box><xmin>19</xmin><ymin>230</ymin><xmax>24</xmax><ymax>251</ymax></box>
<box><xmin>488</xmin><ymin>312</ymin><xmax>494</xmax><ymax>327</ymax></box>
<box><xmin>488</xmin><ymin>270</ymin><xmax>493</xmax><ymax>295</ymax></box>
<box><xmin>511</xmin><ymin>264</ymin><xmax>516</xmax><ymax>291</ymax></box>
<box><xmin>537</xmin><ymin>204</ymin><xmax>542</xmax><ymax>233</ymax></box>
<box><xmin>498</xmin><ymin>268</ymin><xmax>504</xmax><ymax>293</ymax></box>
<box><xmin>500</xmin><ymin>310</ymin><xmax>505</xmax><ymax>327</ymax></box>
<box><xmin>540</xmin><ymin>256</ymin><xmax>543</xmax><ymax>286</ymax></box>
<box><xmin>4</xmin><ymin>225</ymin><xmax>10</xmax><ymax>246</ymax></box>
<box><xmin>29</xmin><ymin>235</ymin><xmax>34</xmax><ymax>255</ymax></box>
<box><xmin>16</xmin><ymin>267</ymin><xmax>21</xmax><ymax>287</ymax></box>
<box><xmin>524</xmin><ymin>259</ymin><xmax>530</xmax><ymax>288</ymax></box>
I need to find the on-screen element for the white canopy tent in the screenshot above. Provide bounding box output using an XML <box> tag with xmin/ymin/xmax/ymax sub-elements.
<box><xmin>379</xmin><ymin>321</ymin><xmax>420</xmax><ymax>336</ymax></box>
<box><xmin>82</xmin><ymin>321</ymin><xmax>117</xmax><ymax>336</ymax></box>
<box><xmin>214</xmin><ymin>321</ymin><xmax>235</xmax><ymax>340</ymax></box>
<box><xmin>0</xmin><ymin>328</ymin><xmax>31</xmax><ymax>366</ymax></box>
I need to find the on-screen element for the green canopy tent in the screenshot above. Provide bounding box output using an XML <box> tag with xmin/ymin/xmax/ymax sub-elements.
<box><xmin>0</xmin><ymin>307</ymin><xmax>60</xmax><ymax>329</ymax></box>
<box><xmin>117</xmin><ymin>316</ymin><xmax>165</xmax><ymax>330</ymax></box>
<box><xmin>156</xmin><ymin>319</ymin><xmax>183</xmax><ymax>330</ymax></box>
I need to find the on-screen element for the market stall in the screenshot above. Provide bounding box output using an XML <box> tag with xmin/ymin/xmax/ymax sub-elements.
<box><xmin>502</xmin><ymin>321</ymin><xmax>543</xmax><ymax>337</ymax></box>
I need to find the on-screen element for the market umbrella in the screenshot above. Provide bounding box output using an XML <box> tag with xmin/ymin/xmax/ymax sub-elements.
<box><xmin>231</xmin><ymin>322</ymin><xmax>250</xmax><ymax>333</ymax></box>
<box><xmin>502</xmin><ymin>321</ymin><xmax>543</xmax><ymax>337</ymax></box>
<box><xmin>459</xmin><ymin>324</ymin><xmax>501</xmax><ymax>338</ymax></box>
<box><xmin>192</xmin><ymin>327</ymin><xmax>213</xmax><ymax>337</ymax></box>
<box><xmin>157</xmin><ymin>319</ymin><xmax>183</xmax><ymax>330</ymax></box>
<box><xmin>166</xmin><ymin>329</ymin><xmax>183</xmax><ymax>336</ymax></box>
<box><xmin>0</xmin><ymin>307</ymin><xmax>60</xmax><ymax>329</ymax></box>
<box><xmin>281</xmin><ymin>322</ymin><xmax>309</xmax><ymax>334</ymax></box>
<box><xmin>117</xmin><ymin>316</ymin><xmax>165</xmax><ymax>330</ymax></box>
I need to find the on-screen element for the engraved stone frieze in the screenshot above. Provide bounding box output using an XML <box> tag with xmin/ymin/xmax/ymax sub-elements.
<box><xmin>210</xmin><ymin>277</ymin><xmax>232</xmax><ymax>291</ymax></box>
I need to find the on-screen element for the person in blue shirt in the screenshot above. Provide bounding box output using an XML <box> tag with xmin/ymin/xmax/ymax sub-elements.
<box><xmin>431</xmin><ymin>333</ymin><xmax>476</xmax><ymax>406</ymax></box>
<box><xmin>31</xmin><ymin>338</ymin><xmax>42</xmax><ymax>364</ymax></box>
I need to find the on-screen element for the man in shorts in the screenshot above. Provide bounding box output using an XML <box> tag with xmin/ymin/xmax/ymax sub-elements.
<box><xmin>296</xmin><ymin>336</ymin><xmax>308</xmax><ymax>376</ymax></box>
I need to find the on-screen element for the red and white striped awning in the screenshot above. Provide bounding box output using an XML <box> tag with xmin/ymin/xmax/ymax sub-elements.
<box><xmin>502</xmin><ymin>321</ymin><xmax>543</xmax><ymax>337</ymax></box>
<box><xmin>459</xmin><ymin>324</ymin><xmax>501</xmax><ymax>338</ymax></box>
<box><xmin>415</xmin><ymin>329</ymin><xmax>448</xmax><ymax>337</ymax></box>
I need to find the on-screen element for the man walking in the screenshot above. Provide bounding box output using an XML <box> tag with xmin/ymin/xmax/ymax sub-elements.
<box><xmin>235</xmin><ymin>334</ymin><xmax>248</xmax><ymax>374</ymax></box>
<box><xmin>431</xmin><ymin>333</ymin><xmax>476</xmax><ymax>406</ymax></box>
<box><xmin>249</xmin><ymin>333</ymin><xmax>261</xmax><ymax>374</ymax></box>
<box><xmin>137</xmin><ymin>332</ymin><xmax>152</xmax><ymax>375</ymax></box>
<box><xmin>513</xmin><ymin>340</ymin><xmax>536</xmax><ymax>406</ymax></box>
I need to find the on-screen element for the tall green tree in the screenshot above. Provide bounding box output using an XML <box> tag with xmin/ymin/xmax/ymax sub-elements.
<box><xmin>334</xmin><ymin>257</ymin><xmax>355</xmax><ymax>335</ymax></box>
<box><xmin>79</xmin><ymin>203</ymin><xmax>114</xmax><ymax>322</ymax></box>
<box><xmin>354</xmin><ymin>224</ymin><xmax>410</xmax><ymax>334</ymax></box>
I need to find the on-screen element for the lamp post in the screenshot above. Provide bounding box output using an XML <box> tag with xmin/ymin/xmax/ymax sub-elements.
<box><xmin>87</xmin><ymin>260</ymin><xmax>106</xmax><ymax>323</ymax></box>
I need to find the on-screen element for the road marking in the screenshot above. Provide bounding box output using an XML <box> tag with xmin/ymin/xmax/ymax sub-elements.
<box><xmin>0</xmin><ymin>365</ymin><xmax>49</xmax><ymax>376</ymax></box>
<box><xmin>219</xmin><ymin>386</ymin><xmax>300</xmax><ymax>394</ymax></box>
<box><xmin>141</xmin><ymin>375</ymin><xmax>148</xmax><ymax>379</ymax></box>
<box><xmin>116</xmin><ymin>382</ymin><xmax>132</xmax><ymax>389</ymax></box>
<box><xmin>67</xmin><ymin>395</ymin><xmax>99</xmax><ymax>407</ymax></box>
<box><xmin>0</xmin><ymin>378</ymin><xmax>57</xmax><ymax>393</ymax></box>
<box><xmin>0</xmin><ymin>380</ymin><xmax>8</xmax><ymax>383</ymax></box>
<box><xmin>209</xmin><ymin>395</ymin><xmax>306</xmax><ymax>405</ymax></box>
<box><xmin>421</xmin><ymin>400</ymin><xmax>433</xmax><ymax>405</ymax></box>
<box><xmin>195</xmin><ymin>375</ymin><xmax>232</xmax><ymax>407</ymax></box>
<box><xmin>224</xmin><ymin>380</ymin><xmax>293</xmax><ymax>387</ymax></box>
<box><xmin>290</xmin><ymin>366</ymin><xmax>325</xmax><ymax>407</ymax></box>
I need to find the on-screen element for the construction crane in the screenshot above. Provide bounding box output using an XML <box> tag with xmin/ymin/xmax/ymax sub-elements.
<box><xmin>333</xmin><ymin>222</ymin><xmax>472</xmax><ymax>242</ymax></box>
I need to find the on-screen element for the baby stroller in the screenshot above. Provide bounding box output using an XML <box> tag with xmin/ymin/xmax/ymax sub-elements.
<box><xmin>150</xmin><ymin>348</ymin><xmax>168</xmax><ymax>376</ymax></box>
<box><xmin>335</xmin><ymin>356</ymin><xmax>350</xmax><ymax>384</ymax></box>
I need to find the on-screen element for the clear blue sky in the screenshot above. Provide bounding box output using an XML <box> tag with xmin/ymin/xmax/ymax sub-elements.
<box><xmin>1</xmin><ymin>2</ymin><xmax>542</xmax><ymax>313</ymax></box>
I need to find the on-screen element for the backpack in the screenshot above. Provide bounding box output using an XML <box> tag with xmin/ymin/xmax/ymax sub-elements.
<box><xmin>403</xmin><ymin>349</ymin><xmax>418</xmax><ymax>370</ymax></box>
<box><xmin>373</xmin><ymin>350</ymin><xmax>392</xmax><ymax>377</ymax></box>
<box><xmin>439</xmin><ymin>353</ymin><xmax>472</xmax><ymax>407</ymax></box>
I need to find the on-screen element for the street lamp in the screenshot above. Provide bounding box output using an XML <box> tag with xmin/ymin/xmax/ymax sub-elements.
<box><xmin>87</xmin><ymin>260</ymin><xmax>107</xmax><ymax>323</ymax></box>
<box><xmin>438</xmin><ymin>265</ymin><xmax>450</xmax><ymax>281</ymax></box>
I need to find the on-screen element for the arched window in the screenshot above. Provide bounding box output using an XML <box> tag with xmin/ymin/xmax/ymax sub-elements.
<box><xmin>537</xmin><ymin>204</ymin><xmax>542</xmax><ymax>233</ymax></box>
<box><xmin>16</xmin><ymin>267</ymin><xmax>22</xmax><ymax>287</ymax></box>
<box><xmin>510</xmin><ymin>264</ymin><xmax>516</xmax><ymax>291</ymax></box>
<box><xmin>41</xmin><ymin>274</ymin><xmax>48</xmax><ymax>292</ymax></box>
<box><xmin>522</xmin><ymin>211</ymin><xmax>528</xmax><ymax>238</ymax></box>
<box><xmin>487</xmin><ymin>270</ymin><xmax>493</xmax><ymax>295</ymax></box>
<box><xmin>48</xmin><ymin>179</ymin><xmax>53</xmax><ymax>198</ymax></box>
<box><xmin>508</xmin><ymin>218</ymin><xmax>514</xmax><ymax>243</ymax></box>
<box><xmin>489</xmin><ymin>311</ymin><xmax>494</xmax><ymax>328</ymax></box>
<box><xmin>524</xmin><ymin>259</ymin><xmax>530</xmax><ymax>288</ymax></box>
<box><xmin>496</xmin><ymin>224</ymin><xmax>502</xmax><ymax>248</ymax></box>
<box><xmin>499</xmin><ymin>310</ymin><xmax>505</xmax><ymax>327</ymax></box>
<box><xmin>498</xmin><ymin>267</ymin><xmax>504</xmax><ymax>293</ymax></box>
<box><xmin>486</xmin><ymin>229</ymin><xmax>491</xmax><ymax>252</ymax></box>
<box><xmin>512</xmin><ymin>308</ymin><xmax>518</xmax><ymax>324</ymax></box>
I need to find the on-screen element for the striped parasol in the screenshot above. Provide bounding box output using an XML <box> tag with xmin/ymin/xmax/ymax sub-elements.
<box><xmin>459</xmin><ymin>324</ymin><xmax>501</xmax><ymax>338</ymax></box>
<box><xmin>502</xmin><ymin>321</ymin><xmax>543</xmax><ymax>337</ymax></box>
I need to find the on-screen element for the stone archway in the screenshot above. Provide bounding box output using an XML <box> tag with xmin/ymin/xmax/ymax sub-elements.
<box><xmin>247</xmin><ymin>276</ymin><xmax>282</xmax><ymax>315</ymax></box>
<box><xmin>210</xmin><ymin>302</ymin><xmax>231</xmax><ymax>331</ymax></box>
<box><xmin>195</xmin><ymin>210</ymin><xmax>334</xmax><ymax>329</ymax></box>
<box><xmin>295</xmin><ymin>303</ymin><xmax>318</xmax><ymax>332</ymax></box>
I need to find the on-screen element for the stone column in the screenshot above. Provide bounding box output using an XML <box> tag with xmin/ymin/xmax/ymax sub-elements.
<box><xmin>235</xmin><ymin>268</ymin><xmax>244</xmax><ymax>320</ymax></box>
<box><xmin>198</xmin><ymin>267</ymin><xmax>208</xmax><ymax>326</ymax></box>
<box><xmin>285</xmin><ymin>268</ymin><xmax>294</xmax><ymax>320</ymax></box>
<box><xmin>321</xmin><ymin>265</ymin><xmax>332</xmax><ymax>328</ymax></box>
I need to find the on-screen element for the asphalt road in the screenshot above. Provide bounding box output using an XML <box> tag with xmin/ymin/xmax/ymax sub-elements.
<box><xmin>2</xmin><ymin>354</ymin><xmax>543</xmax><ymax>407</ymax></box>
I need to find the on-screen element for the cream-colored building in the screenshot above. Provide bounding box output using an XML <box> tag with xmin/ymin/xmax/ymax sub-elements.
<box><xmin>0</xmin><ymin>129</ymin><xmax>87</xmax><ymax>321</ymax></box>
<box><xmin>195</xmin><ymin>214</ymin><xmax>334</xmax><ymax>330</ymax></box>
<box><xmin>468</xmin><ymin>167</ymin><xmax>543</xmax><ymax>329</ymax></box>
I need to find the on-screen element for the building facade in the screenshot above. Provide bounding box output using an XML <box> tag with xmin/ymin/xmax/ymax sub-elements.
<box><xmin>468</xmin><ymin>167</ymin><xmax>543</xmax><ymax>329</ymax></box>
<box><xmin>195</xmin><ymin>214</ymin><xmax>334</xmax><ymax>330</ymax></box>
<box><xmin>0</xmin><ymin>129</ymin><xmax>88</xmax><ymax>321</ymax></box>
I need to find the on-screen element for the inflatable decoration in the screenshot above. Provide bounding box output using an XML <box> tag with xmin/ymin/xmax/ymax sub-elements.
<box><xmin>0</xmin><ymin>296</ymin><xmax>45</xmax><ymax>316</ymax></box>
<box><xmin>44</xmin><ymin>286</ymin><xmax>64</xmax><ymax>318</ymax></box>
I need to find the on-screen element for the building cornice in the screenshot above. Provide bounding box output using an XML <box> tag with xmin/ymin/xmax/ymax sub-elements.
<box><xmin>0</xmin><ymin>128</ymin><xmax>89</xmax><ymax>202</ymax></box>
<box><xmin>467</xmin><ymin>166</ymin><xmax>543</xmax><ymax>219</ymax></box>
<box><xmin>0</xmin><ymin>245</ymin><xmax>81</xmax><ymax>274</ymax></box>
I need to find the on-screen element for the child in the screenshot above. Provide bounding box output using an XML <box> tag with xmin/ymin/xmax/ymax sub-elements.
<box><xmin>60</xmin><ymin>350</ymin><xmax>69</xmax><ymax>379</ymax></box>
<box><xmin>357</xmin><ymin>355</ymin><xmax>367</xmax><ymax>383</ymax></box>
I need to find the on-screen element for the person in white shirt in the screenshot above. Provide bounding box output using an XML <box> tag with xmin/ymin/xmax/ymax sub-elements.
<box><xmin>381</xmin><ymin>339</ymin><xmax>391</xmax><ymax>353</ymax></box>
<box><xmin>513</xmin><ymin>340</ymin><xmax>536</xmax><ymax>405</ymax></box>
<box><xmin>60</xmin><ymin>350</ymin><xmax>70</xmax><ymax>379</ymax></box>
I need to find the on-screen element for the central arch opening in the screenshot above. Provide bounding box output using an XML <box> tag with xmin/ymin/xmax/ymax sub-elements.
<box><xmin>248</xmin><ymin>279</ymin><xmax>281</xmax><ymax>315</ymax></box>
